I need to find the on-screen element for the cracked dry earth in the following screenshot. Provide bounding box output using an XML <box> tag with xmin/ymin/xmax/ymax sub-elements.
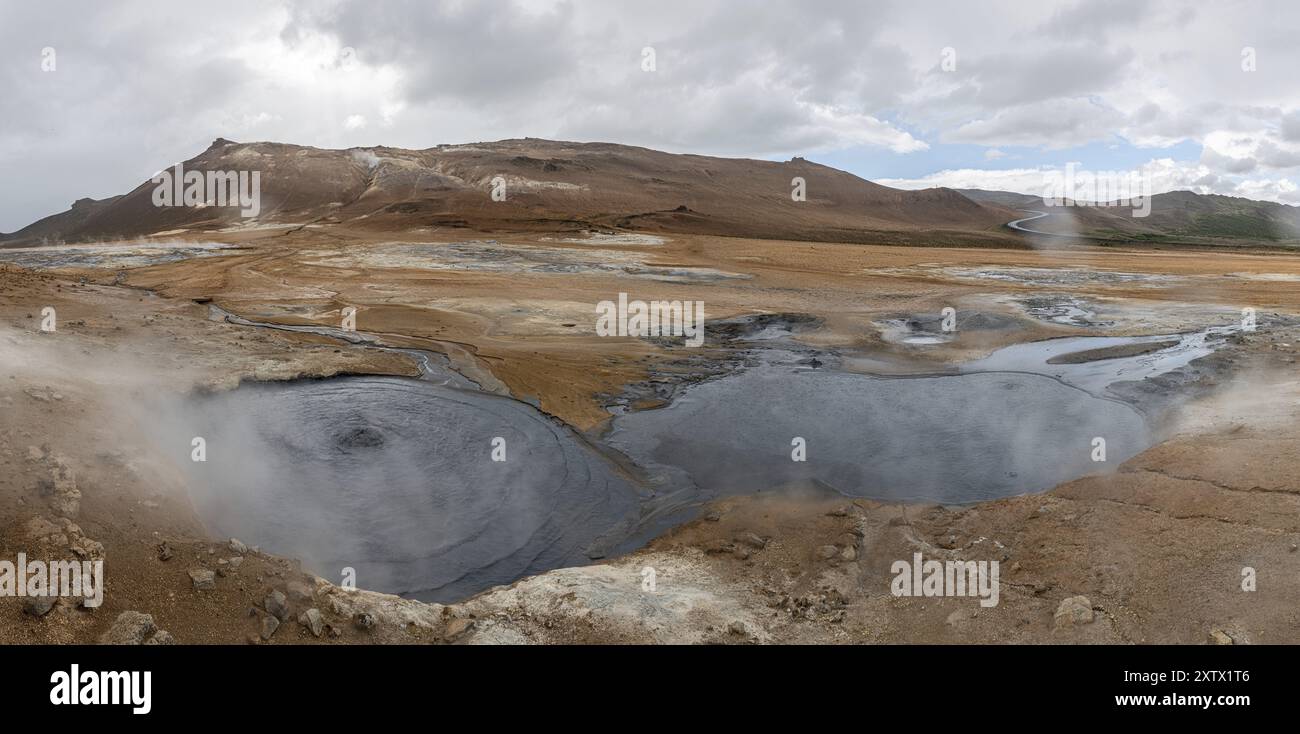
<box><xmin>1</xmin><ymin>245</ymin><xmax>1299</xmax><ymax>645</ymax></box>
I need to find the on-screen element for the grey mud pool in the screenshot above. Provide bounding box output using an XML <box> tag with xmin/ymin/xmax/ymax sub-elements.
<box><xmin>162</xmin><ymin>312</ymin><xmax>1238</xmax><ymax>601</ymax></box>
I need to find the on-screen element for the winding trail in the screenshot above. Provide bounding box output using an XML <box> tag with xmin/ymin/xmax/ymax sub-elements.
<box><xmin>1005</xmin><ymin>208</ymin><xmax>1113</xmax><ymax>242</ymax></box>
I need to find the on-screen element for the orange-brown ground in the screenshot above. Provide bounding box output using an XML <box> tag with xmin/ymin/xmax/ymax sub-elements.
<box><xmin>1</xmin><ymin>229</ymin><xmax>1298</xmax><ymax>644</ymax></box>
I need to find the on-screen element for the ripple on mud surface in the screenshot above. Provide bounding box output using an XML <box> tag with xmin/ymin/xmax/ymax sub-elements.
<box><xmin>167</xmin><ymin>376</ymin><xmax>641</xmax><ymax>601</ymax></box>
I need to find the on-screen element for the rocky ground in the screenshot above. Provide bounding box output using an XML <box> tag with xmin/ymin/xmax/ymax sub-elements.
<box><xmin>1</xmin><ymin>230</ymin><xmax>1298</xmax><ymax>645</ymax></box>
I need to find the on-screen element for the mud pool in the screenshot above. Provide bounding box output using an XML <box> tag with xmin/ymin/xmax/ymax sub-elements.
<box><xmin>0</xmin><ymin>241</ymin><xmax>237</xmax><ymax>269</ymax></box>
<box><xmin>167</xmin><ymin>311</ymin><xmax>1235</xmax><ymax>602</ymax></box>
<box><xmin>161</xmin><ymin>376</ymin><xmax>642</xmax><ymax>602</ymax></box>
<box><xmin>606</xmin><ymin>351</ymin><xmax>1151</xmax><ymax>504</ymax></box>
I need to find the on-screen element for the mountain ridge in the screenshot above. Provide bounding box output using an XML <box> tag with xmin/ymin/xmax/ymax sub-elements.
<box><xmin>1</xmin><ymin>138</ymin><xmax>1022</xmax><ymax>247</ymax></box>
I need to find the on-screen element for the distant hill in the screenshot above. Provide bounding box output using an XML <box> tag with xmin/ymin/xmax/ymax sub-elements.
<box><xmin>1</xmin><ymin>138</ymin><xmax>1023</xmax><ymax>248</ymax></box>
<box><xmin>960</xmin><ymin>188</ymin><xmax>1300</xmax><ymax>246</ymax></box>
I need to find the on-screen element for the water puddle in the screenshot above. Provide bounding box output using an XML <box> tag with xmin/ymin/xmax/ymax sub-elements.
<box><xmin>960</xmin><ymin>326</ymin><xmax>1238</xmax><ymax>394</ymax></box>
<box><xmin>300</xmin><ymin>240</ymin><xmax>746</xmax><ymax>283</ymax></box>
<box><xmin>0</xmin><ymin>241</ymin><xmax>238</xmax><ymax>269</ymax></box>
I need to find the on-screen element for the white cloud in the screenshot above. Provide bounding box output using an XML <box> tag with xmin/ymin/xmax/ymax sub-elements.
<box><xmin>880</xmin><ymin>157</ymin><xmax>1300</xmax><ymax>206</ymax></box>
<box><xmin>4</xmin><ymin>0</ymin><xmax>1300</xmax><ymax>229</ymax></box>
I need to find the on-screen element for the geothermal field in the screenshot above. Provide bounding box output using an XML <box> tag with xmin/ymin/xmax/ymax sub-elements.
<box><xmin>1</xmin><ymin>138</ymin><xmax>1298</xmax><ymax>648</ymax></box>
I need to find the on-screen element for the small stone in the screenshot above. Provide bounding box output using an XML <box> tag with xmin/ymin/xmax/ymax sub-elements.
<box><xmin>703</xmin><ymin>511</ymin><xmax>722</xmax><ymax>522</ymax></box>
<box><xmin>839</xmin><ymin>545</ymin><xmax>857</xmax><ymax>562</ymax></box>
<box><xmin>145</xmin><ymin>630</ymin><xmax>176</xmax><ymax>645</ymax></box>
<box><xmin>727</xmin><ymin>620</ymin><xmax>747</xmax><ymax>636</ymax></box>
<box><xmin>286</xmin><ymin>580</ymin><xmax>314</xmax><ymax>603</ymax></box>
<box><xmin>816</xmin><ymin>545</ymin><xmax>839</xmax><ymax>560</ymax></box>
<box><xmin>229</xmin><ymin>538</ymin><xmax>248</xmax><ymax>554</ymax></box>
<box><xmin>1053</xmin><ymin>596</ymin><xmax>1094</xmax><ymax>628</ymax></box>
<box><xmin>354</xmin><ymin>612</ymin><xmax>375</xmax><ymax>630</ymax></box>
<box><xmin>260</xmin><ymin>614</ymin><xmax>280</xmax><ymax>640</ymax></box>
<box><xmin>738</xmin><ymin>533</ymin><xmax>767</xmax><ymax>550</ymax></box>
<box><xmin>23</xmin><ymin>595</ymin><xmax>58</xmax><ymax>617</ymax></box>
<box><xmin>299</xmin><ymin>608</ymin><xmax>325</xmax><ymax>637</ymax></box>
<box><xmin>99</xmin><ymin>611</ymin><xmax>157</xmax><ymax>645</ymax></box>
<box><xmin>188</xmin><ymin>568</ymin><xmax>216</xmax><ymax>590</ymax></box>
<box><xmin>265</xmin><ymin>590</ymin><xmax>290</xmax><ymax>621</ymax></box>
<box><xmin>157</xmin><ymin>542</ymin><xmax>173</xmax><ymax>561</ymax></box>
<box><xmin>1208</xmin><ymin>629</ymin><xmax>1234</xmax><ymax>645</ymax></box>
<box><xmin>443</xmin><ymin>617</ymin><xmax>473</xmax><ymax>641</ymax></box>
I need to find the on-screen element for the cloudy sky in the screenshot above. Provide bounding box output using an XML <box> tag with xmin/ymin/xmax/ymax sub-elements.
<box><xmin>2</xmin><ymin>0</ymin><xmax>1299</xmax><ymax>231</ymax></box>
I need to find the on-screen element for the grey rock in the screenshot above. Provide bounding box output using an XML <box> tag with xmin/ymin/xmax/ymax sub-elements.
<box><xmin>260</xmin><ymin>614</ymin><xmax>280</xmax><ymax>640</ymax></box>
<box><xmin>23</xmin><ymin>595</ymin><xmax>58</xmax><ymax>617</ymax></box>
<box><xmin>1053</xmin><ymin>596</ymin><xmax>1095</xmax><ymax>628</ymax></box>
<box><xmin>286</xmin><ymin>580</ymin><xmax>314</xmax><ymax>603</ymax></box>
<box><xmin>265</xmin><ymin>590</ymin><xmax>290</xmax><ymax>621</ymax></box>
<box><xmin>145</xmin><ymin>629</ymin><xmax>176</xmax><ymax>645</ymax></box>
<box><xmin>188</xmin><ymin>568</ymin><xmax>215</xmax><ymax>590</ymax></box>
<box><xmin>99</xmin><ymin>611</ymin><xmax>157</xmax><ymax>645</ymax></box>
<box><xmin>299</xmin><ymin>608</ymin><xmax>324</xmax><ymax>637</ymax></box>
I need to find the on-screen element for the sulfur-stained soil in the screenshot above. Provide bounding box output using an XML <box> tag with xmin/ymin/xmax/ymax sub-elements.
<box><xmin>1</xmin><ymin>227</ymin><xmax>1298</xmax><ymax>644</ymax></box>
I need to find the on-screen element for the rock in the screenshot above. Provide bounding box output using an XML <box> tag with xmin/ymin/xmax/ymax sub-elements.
<box><xmin>70</xmin><ymin>537</ymin><xmax>104</xmax><ymax>559</ymax></box>
<box><xmin>229</xmin><ymin>538</ymin><xmax>249</xmax><ymax>554</ymax></box>
<box><xmin>228</xmin><ymin>556</ymin><xmax>244</xmax><ymax>568</ymax></box>
<box><xmin>25</xmin><ymin>515</ymin><xmax>63</xmax><ymax>541</ymax></box>
<box><xmin>1053</xmin><ymin>596</ymin><xmax>1094</xmax><ymax>628</ymax></box>
<box><xmin>703</xmin><ymin>511</ymin><xmax>722</xmax><ymax>522</ymax></box>
<box><xmin>443</xmin><ymin>617</ymin><xmax>474</xmax><ymax>641</ymax></box>
<box><xmin>353</xmin><ymin>612</ymin><xmax>376</xmax><ymax>630</ymax></box>
<box><xmin>145</xmin><ymin>630</ymin><xmax>176</xmax><ymax>645</ymax></box>
<box><xmin>945</xmin><ymin>608</ymin><xmax>972</xmax><ymax>626</ymax></box>
<box><xmin>99</xmin><ymin>611</ymin><xmax>156</xmax><ymax>645</ymax></box>
<box><xmin>286</xmin><ymin>580</ymin><xmax>314</xmax><ymax>603</ymax></box>
<box><xmin>826</xmin><ymin>505</ymin><xmax>851</xmax><ymax>517</ymax></box>
<box><xmin>265</xmin><ymin>590</ymin><xmax>290</xmax><ymax>621</ymax></box>
<box><xmin>188</xmin><ymin>568</ymin><xmax>216</xmax><ymax>590</ymax></box>
<box><xmin>260</xmin><ymin>614</ymin><xmax>280</xmax><ymax>640</ymax></box>
<box><xmin>738</xmin><ymin>533</ymin><xmax>767</xmax><ymax>550</ymax></box>
<box><xmin>299</xmin><ymin>608</ymin><xmax>325</xmax><ymax>637</ymax></box>
<box><xmin>816</xmin><ymin>545</ymin><xmax>839</xmax><ymax>560</ymax></box>
<box><xmin>46</xmin><ymin>455</ymin><xmax>80</xmax><ymax>517</ymax></box>
<box><xmin>839</xmin><ymin>545</ymin><xmax>857</xmax><ymax>562</ymax></box>
<box><xmin>1208</xmin><ymin>629</ymin><xmax>1234</xmax><ymax>645</ymax></box>
<box><xmin>23</xmin><ymin>595</ymin><xmax>58</xmax><ymax>617</ymax></box>
<box><xmin>727</xmin><ymin>620</ymin><xmax>748</xmax><ymax>636</ymax></box>
<box><xmin>703</xmin><ymin>540</ymin><xmax>736</xmax><ymax>555</ymax></box>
